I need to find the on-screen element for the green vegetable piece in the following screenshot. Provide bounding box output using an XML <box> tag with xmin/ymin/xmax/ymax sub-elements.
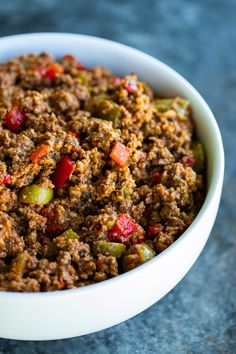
<box><xmin>87</xmin><ymin>96</ymin><xmax>121</xmax><ymax>127</ymax></box>
<box><xmin>19</xmin><ymin>184</ymin><xmax>53</xmax><ymax>205</ymax></box>
<box><xmin>192</xmin><ymin>142</ymin><xmax>205</xmax><ymax>173</ymax></box>
<box><xmin>60</xmin><ymin>228</ymin><xmax>79</xmax><ymax>239</ymax></box>
<box><xmin>121</xmin><ymin>186</ymin><xmax>131</xmax><ymax>198</ymax></box>
<box><xmin>153</xmin><ymin>98</ymin><xmax>173</xmax><ymax>112</ymax></box>
<box><xmin>153</xmin><ymin>97</ymin><xmax>190</xmax><ymax>119</ymax></box>
<box><xmin>172</xmin><ymin>97</ymin><xmax>190</xmax><ymax>119</ymax></box>
<box><xmin>12</xmin><ymin>252</ymin><xmax>28</xmax><ymax>276</ymax></box>
<box><xmin>122</xmin><ymin>243</ymin><xmax>155</xmax><ymax>271</ymax></box>
<box><xmin>92</xmin><ymin>241</ymin><xmax>126</xmax><ymax>258</ymax></box>
<box><xmin>103</xmin><ymin>102</ymin><xmax>121</xmax><ymax>127</ymax></box>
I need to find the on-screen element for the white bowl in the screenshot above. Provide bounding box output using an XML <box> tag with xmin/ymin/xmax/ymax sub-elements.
<box><xmin>0</xmin><ymin>33</ymin><xmax>224</xmax><ymax>341</ymax></box>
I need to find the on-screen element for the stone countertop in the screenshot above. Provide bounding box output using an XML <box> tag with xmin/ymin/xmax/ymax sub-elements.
<box><xmin>0</xmin><ymin>0</ymin><xmax>235</xmax><ymax>353</ymax></box>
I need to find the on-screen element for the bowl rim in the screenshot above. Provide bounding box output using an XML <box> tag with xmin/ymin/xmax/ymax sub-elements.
<box><xmin>0</xmin><ymin>32</ymin><xmax>224</xmax><ymax>299</ymax></box>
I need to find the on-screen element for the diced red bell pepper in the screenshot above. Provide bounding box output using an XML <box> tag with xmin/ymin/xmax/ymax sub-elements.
<box><xmin>30</xmin><ymin>144</ymin><xmax>50</xmax><ymax>163</ymax></box>
<box><xmin>108</xmin><ymin>214</ymin><xmax>141</xmax><ymax>245</ymax></box>
<box><xmin>0</xmin><ymin>175</ymin><xmax>11</xmax><ymax>185</ymax></box>
<box><xmin>51</xmin><ymin>156</ymin><xmax>74</xmax><ymax>191</ymax></box>
<box><xmin>182</xmin><ymin>156</ymin><xmax>195</xmax><ymax>167</ymax></box>
<box><xmin>110</xmin><ymin>142</ymin><xmax>130</xmax><ymax>168</ymax></box>
<box><xmin>4</xmin><ymin>107</ymin><xmax>26</xmax><ymax>132</ymax></box>
<box><xmin>123</xmin><ymin>79</ymin><xmax>138</xmax><ymax>93</ymax></box>
<box><xmin>148</xmin><ymin>224</ymin><xmax>163</xmax><ymax>238</ymax></box>
<box><xmin>44</xmin><ymin>63</ymin><xmax>64</xmax><ymax>80</ymax></box>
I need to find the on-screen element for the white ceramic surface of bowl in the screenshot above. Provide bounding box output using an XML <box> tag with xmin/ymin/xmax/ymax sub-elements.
<box><xmin>0</xmin><ymin>33</ymin><xmax>224</xmax><ymax>341</ymax></box>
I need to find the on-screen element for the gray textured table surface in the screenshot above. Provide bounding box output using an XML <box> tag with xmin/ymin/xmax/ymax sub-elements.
<box><xmin>0</xmin><ymin>0</ymin><xmax>235</xmax><ymax>353</ymax></box>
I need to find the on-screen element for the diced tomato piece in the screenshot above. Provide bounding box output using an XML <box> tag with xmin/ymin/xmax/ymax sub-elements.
<box><xmin>63</xmin><ymin>54</ymin><xmax>75</xmax><ymax>60</ymax></box>
<box><xmin>40</xmin><ymin>206</ymin><xmax>69</xmax><ymax>236</ymax></box>
<box><xmin>30</xmin><ymin>144</ymin><xmax>50</xmax><ymax>163</ymax></box>
<box><xmin>148</xmin><ymin>224</ymin><xmax>163</xmax><ymax>238</ymax></box>
<box><xmin>0</xmin><ymin>175</ymin><xmax>11</xmax><ymax>185</ymax></box>
<box><xmin>182</xmin><ymin>156</ymin><xmax>195</xmax><ymax>167</ymax></box>
<box><xmin>4</xmin><ymin>107</ymin><xmax>26</xmax><ymax>132</ymax></box>
<box><xmin>44</xmin><ymin>63</ymin><xmax>64</xmax><ymax>80</ymax></box>
<box><xmin>108</xmin><ymin>214</ymin><xmax>144</xmax><ymax>245</ymax></box>
<box><xmin>51</xmin><ymin>156</ymin><xmax>74</xmax><ymax>191</ymax></box>
<box><xmin>110</xmin><ymin>142</ymin><xmax>130</xmax><ymax>168</ymax></box>
<box><xmin>152</xmin><ymin>171</ymin><xmax>162</xmax><ymax>185</ymax></box>
<box><xmin>123</xmin><ymin>79</ymin><xmax>138</xmax><ymax>93</ymax></box>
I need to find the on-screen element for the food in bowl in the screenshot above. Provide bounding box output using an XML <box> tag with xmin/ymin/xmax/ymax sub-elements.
<box><xmin>0</xmin><ymin>53</ymin><xmax>205</xmax><ymax>292</ymax></box>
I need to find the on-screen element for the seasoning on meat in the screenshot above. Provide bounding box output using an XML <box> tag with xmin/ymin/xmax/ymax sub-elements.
<box><xmin>0</xmin><ymin>53</ymin><xmax>206</xmax><ymax>292</ymax></box>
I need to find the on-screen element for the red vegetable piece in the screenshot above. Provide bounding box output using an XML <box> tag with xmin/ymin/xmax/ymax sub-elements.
<box><xmin>51</xmin><ymin>156</ymin><xmax>74</xmax><ymax>191</ymax></box>
<box><xmin>0</xmin><ymin>175</ymin><xmax>11</xmax><ymax>185</ymax></box>
<box><xmin>108</xmin><ymin>214</ymin><xmax>139</xmax><ymax>244</ymax></box>
<box><xmin>110</xmin><ymin>142</ymin><xmax>130</xmax><ymax>168</ymax></box>
<box><xmin>63</xmin><ymin>54</ymin><xmax>75</xmax><ymax>60</ymax></box>
<box><xmin>148</xmin><ymin>224</ymin><xmax>163</xmax><ymax>238</ymax></box>
<box><xmin>4</xmin><ymin>107</ymin><xmax>26</xmax><ymax>132</ymax></box>
<box><xmin>44</xmin><ymin>63</ymin><xmax>64</xmax><ymax>80</ymax></box>
<box><xmin>30</xmin><ymin>144</ymin><xmax>50</xmax><ymax>163</ymax></box>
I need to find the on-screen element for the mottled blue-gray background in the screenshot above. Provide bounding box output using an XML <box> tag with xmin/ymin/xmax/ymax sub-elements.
<box><xmin>0</xmin><ymin>0</ymin><xmax>235</xmax><ymax>353</ymax></box>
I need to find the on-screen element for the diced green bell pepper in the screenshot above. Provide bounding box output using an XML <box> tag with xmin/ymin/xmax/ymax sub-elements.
<box><xmin>192</xmin><ymin>141</ymin><xmax>205</xmax><ymax>173</ymax></box>
<box><xmin>60</xmin><ymin>228</ymin><xmax>79</xmax><ymax>239</ymax></box>
<box><xmin>87</xmin><ymin>96</ymin><xmax>121</xmax><ymax>127</ymax></box>
<box><xmin>153</xmin><ymin>97</ymin><xmax>190</xmax><ymax>119</ymax></box>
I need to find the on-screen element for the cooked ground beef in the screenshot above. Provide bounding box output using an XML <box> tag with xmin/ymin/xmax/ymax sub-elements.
<box><xmin>0</xmin><ymin>53</ymin><xmax>205</xmax><ymax>292</ymax></box>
